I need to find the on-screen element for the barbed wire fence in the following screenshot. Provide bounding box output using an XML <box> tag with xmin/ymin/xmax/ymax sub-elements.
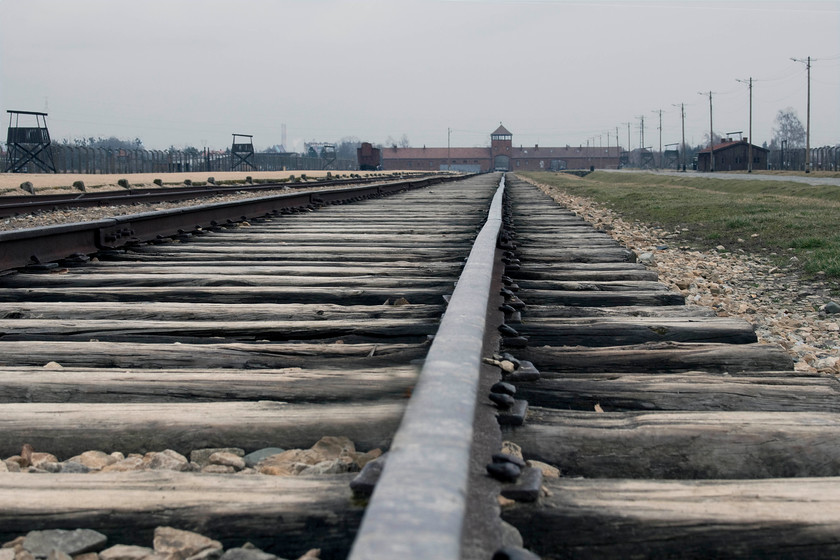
<box><xmin>1</xmin><ymin>145</ymin><xmax>357</xmax><ymax>175</ymax></box>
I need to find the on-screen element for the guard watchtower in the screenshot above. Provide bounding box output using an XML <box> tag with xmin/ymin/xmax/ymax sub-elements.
<box><xmin>5</xmin><ymin>110</ymin><xmax>56</xmax><ymax>173</ymax></box>
<box><xmin>231</xmin><ymin>133</ymin><xmax>255</xmax><ymax>170</ymax></box>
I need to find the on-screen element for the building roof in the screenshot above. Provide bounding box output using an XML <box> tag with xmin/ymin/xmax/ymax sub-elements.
<box><xmin>380</xmin><ymin>145</ymin><xmax>618</xmax><ymax>160</ymax></box>
<box><xmin>492</xmin><ymin>124</ymin><xmax>512</xmax><ymax>137</ymax></box>
<box><xmin>699</xmin><ymin>140</ymin><xmax>769</xmax><ymax>154</ymax></box>
<box><xmin>380</xmin><ymin>147</ymin><xmax>490</xmax><ymax>160</ymax></box>
<box><xmin>511</xmin><ymin>146</ymin><xmax>616</xmax><ymax>158</ymax></box>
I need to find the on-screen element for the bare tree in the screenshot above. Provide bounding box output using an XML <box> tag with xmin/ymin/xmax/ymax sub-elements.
<box><xmin>702</xmin><ymin>132</ymin><xmax>723</xmax><ymax>147</ymax></box>
<box><xmin>336</xmin><ymin>136</ymin><xmax>361</xmax><ymax>159</ymax></box>
<box><xmin>398</xmin><ymin>134</ymin><xmax>410</xmax><ymax>148</ymax></box>
<box><xmin>70</xmin><ymin>136</ymin><xmax>145</xmax><ymax>150</ymax></box>
<box><xmin>772</xmin><ymin>107</ymin><xmax>806</xmax><ymax>148</ymax></box>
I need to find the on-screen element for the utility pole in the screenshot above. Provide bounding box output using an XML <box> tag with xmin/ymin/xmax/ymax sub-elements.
<box><xmin>698</xmin><ymin>91</ymin><xmax>715</xmax><ymax>172</ymax></box>
<box><xmin>651</xmin><ymin>109</ymin><xmax>663</xmax><ymax>168</ymax></box>
<box><xmin>622</xmin><ymin>122</ymin><xmax>632</xmax><ymax>152</ymax></box>
<box><xmin>791</xmin><ymin>56</ymin><xmax>812</xmax><ymax>172</ymax></box>
<box><xmin>736</xmin><ymin>77</ymin><xmax>753</xmax><ymax>172</ymax></box>
<box><xmin>447</xmin><ymin>127</ymin><xmax>451</xmax><ymax>171</ymax></box>
<box><xmin>637</xmin><ymin>115</ymin><xmax>645</xmax><ymax>153</ymax></box>
<box><xmin>672</xmin><ymin>103</ymin><xmax>686</xmax><ymax>171</ymax></box>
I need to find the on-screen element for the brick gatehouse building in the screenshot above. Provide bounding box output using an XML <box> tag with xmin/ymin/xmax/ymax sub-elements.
<box><xmin>380</xmin><ymin>124</ymin><xmax>620</xmax><ymax>172</ymax></box>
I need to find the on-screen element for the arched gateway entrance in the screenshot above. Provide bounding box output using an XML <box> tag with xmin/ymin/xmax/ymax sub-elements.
<box><xmin>493</xmin><ymin>155</ymin><xmax>510</xmax><ymax>171</ymax></box>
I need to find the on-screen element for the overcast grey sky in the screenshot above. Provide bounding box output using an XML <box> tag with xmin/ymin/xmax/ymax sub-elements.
<box><xmin>1</xmin><ymin>0</ymin><xmax>838</xmax><ymax>153</ymax></box>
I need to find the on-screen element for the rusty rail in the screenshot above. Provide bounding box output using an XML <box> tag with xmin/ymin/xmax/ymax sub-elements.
<box><xmin>0</xmin><ymin>175</ymin><xmax>463</xmax><ymax>273</ymax></box>
<box><xmin>0</xmin><ymin>175</ymin><xmax>444</xmax><ymax>219</ymax></box>
<box><xmin>350</xmin><ymin>175</ymin><xmax>506</xmax><ymax>559</ymax></box>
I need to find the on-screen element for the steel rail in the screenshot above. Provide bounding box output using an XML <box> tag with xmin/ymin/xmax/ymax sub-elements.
<box><xmin>349</xmin><ymin>175</ymin><xmax>506</xmax><ymax>559</ymax></box>
<box><xmin>0</xmin><ymin>175</ymin><xmax>461</xmax><ymax>273</ymax></box>
<box><xmin>0</xmin><ymin>174</ymin><xmax>443</xmax><ymax>218</ymax></box>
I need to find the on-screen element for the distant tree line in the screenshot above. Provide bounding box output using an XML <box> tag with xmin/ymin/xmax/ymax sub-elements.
<box><xmin>61</xmin><ymin>136</ymin><xmax>144</xmax><ymax>150</ymax></box>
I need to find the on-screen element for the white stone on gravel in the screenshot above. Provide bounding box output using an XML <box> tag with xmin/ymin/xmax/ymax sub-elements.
<box><xmin>299</xmin><ymin>459</ymin><xmax>354</xmax><ymax>476</ymax></box>
<box><xmin>152</xmin><ymin>527</ymin><xmax>222</xmax><ymax>560</ymax></box>
<box><xmin>189</xmin><ymin>448</ymin><xmax>244</xmax><ymax>469</ymax></box>
<box><xmin>23</xmin><ymin>529</ymin><xmax>107</xmax><ymax>558</ymax></box>
<box><xmin>310</xmin><ymin>436</ymin><xmax>355</xmax><ymax>460</ymax></box>
<box><xmin>100</xmin><ymin>457</ymin><xmax>145</xmax><ymax>472</ymax></box>
<box><xmin>100</xmin><ymin>544</ymin><xmax>162</xmax><ymax>560</ymax></box>
<box><xmin>208</xmin><ymin>452</ymin><xmax>246</xmax><ymax>471</ymax></box>
<box><xmin>29</xmin><ymin>453</ymin><xmax>58</xmax><ymax>468</ymax></box>
<box><xmin>144</xmin><ymin>450</ymin><xmax>192</xmax><ymax>472</ymax></box>
<box><xmin>70</xmin><ymin>451</ymin><xmax>117</xmax><ymax>470</ymax></box>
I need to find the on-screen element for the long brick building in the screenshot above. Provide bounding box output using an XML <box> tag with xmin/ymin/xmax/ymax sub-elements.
<box><xmin>380</xmin><ymin>124</ymin><xmax>620</xmax><ymax>172</ymax></box>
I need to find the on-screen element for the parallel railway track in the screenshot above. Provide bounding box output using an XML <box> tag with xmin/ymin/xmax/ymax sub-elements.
<box><xmin>0</xmin><ymin>174</ymin><xmax>414</xmax><ymax>219</ymax></box>
<box><xmin>0</xmin><ymin>172</ymin><xmax>839</xmax><ymax>559</ymax></box>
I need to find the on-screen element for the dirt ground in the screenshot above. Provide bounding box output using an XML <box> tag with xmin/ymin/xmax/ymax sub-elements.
<box><xmin>0</xmin><ymin>170</ymin><xmax>406</xmax><ymax>196</ymax></box>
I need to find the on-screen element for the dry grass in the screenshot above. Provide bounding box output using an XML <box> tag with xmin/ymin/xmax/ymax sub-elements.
<box><xmin>522</xmin><ymin>170</ymin><xmax>840</xmax><ymax>285</ymax></box>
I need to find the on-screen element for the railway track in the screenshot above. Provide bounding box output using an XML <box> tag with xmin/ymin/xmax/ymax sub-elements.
<box><xmin>0</xmin><ymin>176</ymin><xmax>453</xmax><ymax>273</ymax></box>
<box><xmin>0</xmin><ymin>174</ymin><xmax>417</xmax><ymax>219</ymax></box>
<box><xmin>496</xmin><ymin>175</ymin><xmax>840</xmax><ymax>559</ymax></box>
<box><xmin>1</xmin><ymin>172</ymin><xmax>839</xmax><ymax>559</ymax></box>
<box><xmin>0</xmin><ymin>173</ymin><xmax>500</xmax><ymax>559</ymax></box>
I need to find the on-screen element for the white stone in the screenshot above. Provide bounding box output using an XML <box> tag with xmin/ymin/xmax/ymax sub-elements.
<box><xmin>100</xmin><ymin>544</ymin><xmax>161</xmax><ymax>560</ymax></box>
<box><xmin>153</xmin><ymin>527</ymin><xmax>222</xmax><ymax>560</ymax></box>
<box><xmin>208</xmin><ymin>452</ymin><xmax>246</xmax><ymax>470</ymax></box>
<box><xmin>145</xmin><ymin>450</ymin><xmax>191</xmax><ymax>471</ymax></box>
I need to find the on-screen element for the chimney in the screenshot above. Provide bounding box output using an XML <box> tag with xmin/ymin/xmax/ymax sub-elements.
<box><xmin>535</xmin><ymin>144</ymin><xmax>539</xmax><ymax>150</ymax></box>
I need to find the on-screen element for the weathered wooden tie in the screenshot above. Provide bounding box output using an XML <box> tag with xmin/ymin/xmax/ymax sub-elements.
<box><xmin>0</xmin><ymin>472</ymin><xmax>363</xmax><ymax>559</ymax></box>
<box><xmin>495</xmin><ymin>174</ymin><xmax>836</xmax><ymax>558</ymax></box>
<box><xmin>502</xmin><ymin>477</ymin><xmax>840</xmax><ymax>559</ymax></box>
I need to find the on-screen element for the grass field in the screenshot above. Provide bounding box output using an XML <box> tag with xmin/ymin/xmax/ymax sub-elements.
<box><xmin>521</xmin><ymin>171</ymin><xmax>840</xmax><ymax>286</ymax></box>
